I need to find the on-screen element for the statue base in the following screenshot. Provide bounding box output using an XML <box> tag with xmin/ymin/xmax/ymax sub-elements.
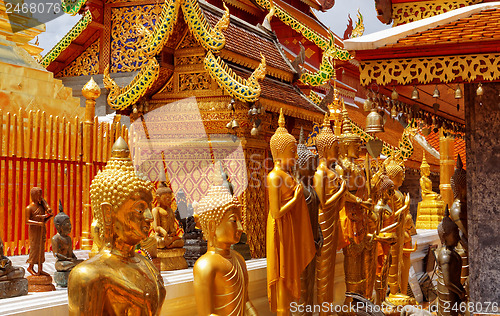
<box><xmin>53</xmin><ymin>271</ymin><xmax>71</xmax><ymax>288</ymax></box>
<box><xmin>384</xmin><ymin>293</ymin><xmax>417</xmax><ymax>306</ymax></box>
<box><xmin>27</xmin><ymin>275</ymin><xmax>56</xmax><ymax>292</ymax></box>
<box><xmin>157</xmin><ymin>248</ymin><xmax>188</xmax><ymax>271</ymax></box>
<box><xmin>416</xmin><ymin>200</ymin><xmax>445</xmax><ymax>230</ymax></box>
<box><xmin>183</xmin><ymin>232</ymin><xmax>207</xmax><ymax>267</ymax></box>
<box><xmin>0</xmin><ymin>278</ymin><xmax>28</xmax><ymax>299</ymax></box>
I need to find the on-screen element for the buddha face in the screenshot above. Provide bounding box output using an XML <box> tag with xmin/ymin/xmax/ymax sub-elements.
<box><xmin>56</xmin><ymin>218</ymin><xmax>72</xmax><ymax>236</ymax></box>
<box><xmin>214</xmin><ymin>206</ymin><xmax>243</xmax><ymax>246</ymax></box>
<box><xmin>444</xmin><ymin>227</ymin><xmax>460</xmax><ymax>248</ymax></box>
<box><xmin>31</xmin><ymin>188</ymin><xmax>42</xmax><ymax>204</ymax></box>
<box><xmin>391</xmin><ymin>172</ymin><xmax>405</xmax><ymax>189</ymax></box>
<box><xmin>347</xmin><ymin>141</ymin><xmax>360</xmax><ymax>159</ymax></box>
<box><xmin>157</xmin><ymin>192</ymin><xmax>173</xmax><ymax>208</ymax></box>
<box><xmin>278</xmin><ymin>142</ymin><xmax>297</xmax><ymax>171</ymax></box>
<box><xmin>113</xmin><ymin>190</ymin><xmax>154</xmax><ymax>246</ymax></box>
<box><xmin>421</xmin><ymin>166</ymin><xmax>430</xmax><ymax>177</ymax></box>
<box><xmin>383</xmin><ymin>184</ymin><xmax>395</xmax><ymax>201</ymax></box>
<box><xmin>325</xmin><ymin>142</ymin><xmax>339</xmax><ymax>162</ymax></box>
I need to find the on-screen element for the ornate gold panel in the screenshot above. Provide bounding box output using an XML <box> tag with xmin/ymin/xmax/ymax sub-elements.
<box><xmin>56</xmin><ymin>40</ymin><xmax>100</xmax><ymax>77</ymax></box>
<box><xmin>244</xmin><ymin>147</ymin><xmax>267</xmax><ymax>258</ymax></box>
<box><xmin>177</xmin><ymin>30</ymin><xmax>199</xmax><ymax>50</ymax></box>
<box><xmin>178</xmin><ymin>72</ymin><xmax>211</xmax><ymax>91</ymax></box>
<box><xmin>359</xmin><ymin>54</ymin><xmax>500</xmax><ymax>86</ymax></box>
<box><xmin>175</xmin><ymin>55</ymin><xmax>205</xmax><ymax>66</ymax></box>
<box><xmin>110</xmin><ymin>4</ymin><xmax>162</xmax><ymax>73</ymax></box>
<box><xmin>392</xmin><ymin>0</ymin><xmax>481</xmax><ymax>26</ymax></box>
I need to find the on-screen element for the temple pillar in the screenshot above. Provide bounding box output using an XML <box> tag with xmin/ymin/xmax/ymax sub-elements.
<box><xmin>439</xmin><ymin>128</ymin><xmax>454</xmax><ymax>209</ymax></box>
<box><xmin>465</xmin><ymin>82</ymin><xmax>500</xmax><ymax>310</ymax></box>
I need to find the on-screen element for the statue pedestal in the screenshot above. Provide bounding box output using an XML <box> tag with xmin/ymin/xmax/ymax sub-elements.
<box><xmin>27</xmin><ymin>275</ymin><xmax>55</xmax><ymax>292</ymax></box>
<box><xmin>0</xmin><ymin>278</ymin><xmax>28</xmax><ymax>299</ymax></box>
<box><xmin>53</xmin><ymin>271</ymin><xmax>71</xmax><ymax>288</ymax></box>
<box><xmin>416</xmin><ymin>200</ymin><xmax>445</xmax><ymax>229</ymax></box>
<box><xmin>157</xmin><ymin>248</ymin><xmax>188</xmax><ymax>271</ymax></box>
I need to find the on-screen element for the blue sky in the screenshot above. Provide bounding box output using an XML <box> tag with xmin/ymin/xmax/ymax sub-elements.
<box><xmin>37</xmin><ymin>1</ymin><xmax>390</xmax><ymax>55</ymax></box>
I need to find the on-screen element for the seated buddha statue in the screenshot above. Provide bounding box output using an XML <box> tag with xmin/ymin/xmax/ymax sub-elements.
<box><xmin>193</xmin><ymin>165</ymin><xmax>258</xmax><ymax>316</ymax></box>
<box><xmin>51</xmin><ymin>201</ymin><xmax>83</xmax><ymax>287</ymax></box>
<box><xmin>152</xmin><ymin>183</ymin><xmax>185</xmax><ymax>249</ymax></box>
<box><xmin>0</xmin><ymin>237</ymin><xmax>28</xmax><ymax>298</ymax></box>
<box><xmin>416</xmin><ymin>153</ymin><xmax>445</xmax><ymax>229</ymax></box>
<box><xmin>68</xmin><ymin>137</ymin><xmax>166</xmax><ymax>316</ymax></box>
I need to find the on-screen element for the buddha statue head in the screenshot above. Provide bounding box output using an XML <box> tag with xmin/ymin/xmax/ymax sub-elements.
<box><xmin>438</xmin><ymin>208</ymin><xmax>460</xmax><ymax>248</ymax></box>
<box><xmin>90</xmin><ymin>137</ymin><xmax>154</xmax><ymax>252</ymax></box>
<box><xmin>378</xmin><ymin>175</ymin><xmax>395</xmax><ymax>202</ymax></box>
<box><xmin>386</xmin><ymin>156</ymin><xmax>405</xmax><ymax>189</ymax></box>
<box><xmin>450</xmin><ymin>154</ymin><xmax>466</xmax><ymax>199</ymax></box>
<box><xmin>297</xmin><ymin>127</ymin><xmax>318</xmax><ymax>179</ymax></box>
<box><xmin>54</xmin><ymin>201</ymin><xmax>72</xmax><ymax>237</ymax></box>
<box><xmin>194</xmin><ymin>167</ymin><xmax>243</xmax><ymax>248</ymax></box>
<box><xmin>339</xmin><ymin>104</ymin><xmax>361</xmax><ymax>159</ymax></box>
<box><xmin>270</xmin><ymin>109</ymin><xmax>297</xmax><ymax>171</ymax></box>
<box><xmin>315</xmin><ymin>113</ymin><xmax>338</xmax><ymax>162</ymax></box>
<box><xmin>420</xmin><ymin>152</ymin><xmax>431</xmax><ymax>177</ymax></box>
<box><xmin>156</xmin><ymin>182</ymin><xmax>173</xmax><ymax>209</ymax></box>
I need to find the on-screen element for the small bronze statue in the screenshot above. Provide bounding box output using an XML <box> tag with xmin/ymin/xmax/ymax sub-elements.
<box><xmin>25</xmin><ymin>187</ymin><xmax>55</xmax><ymax>292</ymax></box>
<box><xmin>0</xmin><ymin>237</ymin><xmax>28</xmax><ymax>298</ymax></box>
<box><xmin>436</xmin><ymin>208</ymin><xmax>466</xmax><ymax>316</ymax></box>
<box><xmin>52</xmin><ymin>201</ymin><xmax>83</xmax><ymax>287</ymax></box>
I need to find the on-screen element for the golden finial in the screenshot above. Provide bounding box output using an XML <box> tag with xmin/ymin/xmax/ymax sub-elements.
<box><xmin>322</xmin><ymin>112</ymin><xmax>330</xmax><ymax>127</ymax></box>
<box><xmin>278</xmin><ymin>108</ymin><xmax>286</xmax><ymax>127</ymax></box>
<box><xmin>420</xmin><ymin>152</ymin><xmax>430</xmax><ymax>170</ymax></box>
<box><xmin>340</xmin><ymin>102</ymin><xmax>360</xmax><ymax>143</ymax></box>
<box><xmin>82</xmin><ymin>77</ymin><xmax>101</xmax><ymax>100</ymax></box>
<box><xmin>111</xmin><ymin>136</ymin><xmax>130</xmax><ymax>158</ymax></box>
<box><xmin>270</xmin><ymin>109</ymin><xmax>296</xmax><ymax>159</ymax></box>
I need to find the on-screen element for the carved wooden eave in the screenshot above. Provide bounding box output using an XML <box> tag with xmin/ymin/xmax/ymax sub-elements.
<box><xmin>344</xmin><ymin>2</ymin><xmax>500</xmax><ymax>86</ymax></box>
<box><xmin>223</xmin><ymin>0</ymin><xmax>263</xmax><ymax>16</ymax></box>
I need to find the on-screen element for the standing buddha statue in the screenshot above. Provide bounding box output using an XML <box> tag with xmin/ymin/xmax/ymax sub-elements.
<box><xmin>416</xmin><ymin>152</ymin><xmax>445</xmax><ymax>229</ymax></box>
<box><xmin>436</xmin><ymin>209</ymin><xmax>466</xmax><ymax>316</ymax></box>
<box><xmin>68</xmin><ymin>137</ymin><xmax>166</xmax><ymax>315</ymax></box>
<box><xmin>294</xmin><ymin>127</ymin><xmax>324</xmax><ymax>315</ymax></box>
<box><xmin>314</xmin><ymin>113</ymin><xmax>346</xmax><ymax>312</ymax></box>
<box><xmin>384</xmin><ymin>156</ymin><xmax>414</xmax><ymax>305</ymax></box>
<box><xmin>449</xmin><ymin>155</ymin><xmax>468</xmax><ymax>287</ymax></box>
<box><xmin>267</xmin><ymin>109</ymin><xmax>316</xmax><ymax>316</ymax></box>
<box><xmin>338</xmin><ymin>105</ymin><xmax>372</xmax><ymax>300</ymax></box>
<box><xmin>193</xmin><ymin>165</ymin><xmax>258</xmax><ymax>316</ymax></box>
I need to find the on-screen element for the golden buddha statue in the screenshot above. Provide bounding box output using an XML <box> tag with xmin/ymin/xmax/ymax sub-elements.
<box><xmin>193</xmin><ymin>165</ymin><xmax>258</xmax><ymax>316</ymax></box>
<box><xmin>436</xmin><ymin>209</ymin><xmax>466</xmax><ymax>316</ymax></box>
<box><xmin>68</xmin><ymin>137</ymin><xmax>166</xmax><ymax>316</ymax></box>
<box><xmin>337</xmin><ymin>105</ymin><xmax>373</xmax><ymax>300</ymax></box>
<box><xmin>416</xmin><ymin>153</ymin><xmax>445</xmax><ymax>229</ymax></box>
<box><xmin>313</xmin><ymin>113</ymin><xmax>346</xmax><ymax>311</ymax></box>
<box><xmin>295</xmin><ymin>127</ymin><xmax>323</xmax><ymax>315</ymax></box>
<box><xmin>267</xmin><ymin>109</ymin><xmax>316</xmax><ymax>316</ymax></box>
<box><xmin>151</xmin><ymin>182</ymin><xmax>187</xmax><ymax>271</ymax></box>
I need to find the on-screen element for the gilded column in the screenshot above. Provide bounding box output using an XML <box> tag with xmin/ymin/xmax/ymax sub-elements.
<box><xmin>439</xmin><ymin>128</ymin><xmax>454</xmax><ymax>209</ymax></box>
<box><xmin>81</xmin><ymin>78</ymin><xmax>100</xmax><ymax>250</ymax></box>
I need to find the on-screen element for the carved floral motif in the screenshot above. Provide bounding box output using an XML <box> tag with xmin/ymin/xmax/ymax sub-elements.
<box><xmin>56</xmin><ymin>40</ymin><xmax>100</xmax><ymax>77</ymax></box>
<box><xmin>179</xmin><ymin>72</ymin><xmax>211</xmax><ymax>91</ymax></box>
